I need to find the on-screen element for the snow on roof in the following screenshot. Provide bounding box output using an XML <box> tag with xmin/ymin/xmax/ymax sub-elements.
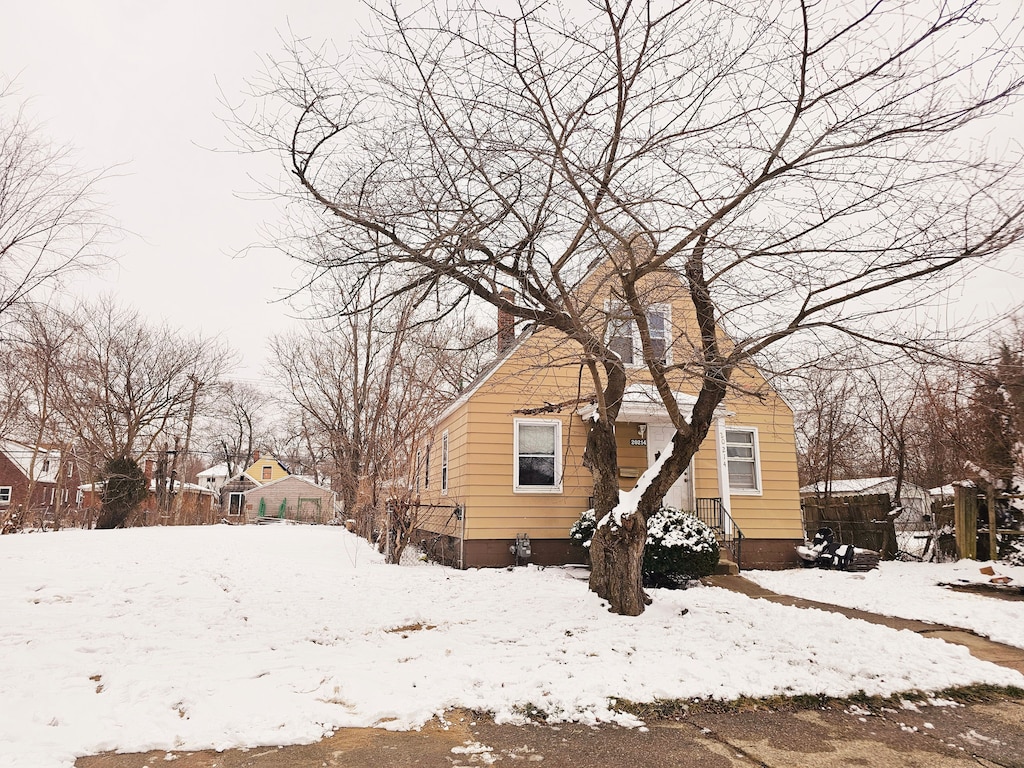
<box><xmin>148</xmin><ymin>478</ymin><xmax>217</xmax><ymax>496</ymax></box>
<box><xmin>799</xmin><ymin>477</ymin><xmax>896</xmax><ymax>495</ymax></box>
<box><xmin>800</xmin><ymin>477</ymin><xmax>930</xmax><ymax>498</ymax></box>
<box><xmin>0</xmin><ymin>439</ymin><xmax>61</xmax><ymax>484</ymax></box>
<box><xmin>196</xmin><ymin>463</ymin><xmax>230</xmax><ymax>479</ymax></box>
<box><xmin>577</xmin><ymin>384</ymin><xmax>733</xmax><ymax>422</ymax></box>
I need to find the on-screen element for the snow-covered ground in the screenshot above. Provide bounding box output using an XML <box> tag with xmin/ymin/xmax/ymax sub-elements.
<box><xmin>2</xmin><ymin>526</ymin><xmax>1023</xmax><ymax>768</ymax></box>
<box><xmin>746</xmin><ymin>560</ymin><xmax>1024</xmax><ymax>649</ymax></box>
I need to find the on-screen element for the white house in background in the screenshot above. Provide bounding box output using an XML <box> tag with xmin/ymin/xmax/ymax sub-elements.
<box><xmin>196</xmin><ymin>463</ymin><xmax>231</xmax><ymax>494</ymax></box>
<box><xmin>799</xmin><ymin>476</ymin><xmax>931</xmax><ymax>530</ymax></box>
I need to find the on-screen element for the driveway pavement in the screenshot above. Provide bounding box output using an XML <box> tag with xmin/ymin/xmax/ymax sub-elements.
<box><xmin>77</xmin><ymin>576</ymin><xmax>1024</xmax><ymax>768</ymax></box>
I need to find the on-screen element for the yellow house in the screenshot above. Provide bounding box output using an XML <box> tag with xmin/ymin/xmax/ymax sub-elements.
<box><xmin>243</xmin><ymin>455</ymin><xmax>290</xmax><ymax>485</ymax></box>
<box><xmin>414</xmin><ymin>268</ymin><xmax>804</xmax><ymax>570</ymax></box>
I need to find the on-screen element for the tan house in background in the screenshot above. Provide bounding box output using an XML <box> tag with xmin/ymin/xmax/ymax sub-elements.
<box><xmin>414</xmin><ymin>266</ymin><xmax>803</xmax><ymax>570</ymax></box>
<box><xmin>219</xmin><ymin>453</ymin><xmax>292</xmax><ymax>519</ymax></box>
<box><xmin>244</xmin><ymin>475</ymin><xmax>338</xmax><ymax>524</ymax></box>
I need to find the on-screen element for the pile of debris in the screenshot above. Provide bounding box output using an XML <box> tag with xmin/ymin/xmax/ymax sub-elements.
<box><xmin>796</xmin><ymin>527</ymin><xmax>880</xmax><ymax>571</ymax></box>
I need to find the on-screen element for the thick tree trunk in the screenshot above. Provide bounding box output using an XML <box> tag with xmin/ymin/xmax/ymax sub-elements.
<box><xmin>586</xmin><ymin>417</ymin><xmax>649</xmax><ymax>616</ymax></box>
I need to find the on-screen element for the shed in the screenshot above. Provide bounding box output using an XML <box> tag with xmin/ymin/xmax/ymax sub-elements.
<box><xmin>244</xmin><ymin>475</ymin><xmax>338</xmax><ymax>524</ymax></box>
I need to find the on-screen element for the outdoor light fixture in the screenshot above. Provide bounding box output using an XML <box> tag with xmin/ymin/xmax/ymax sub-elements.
<box><xmin>637</xmin><ymin>424</ymin><xmax>647</xmax><ymax>438</ymax></box>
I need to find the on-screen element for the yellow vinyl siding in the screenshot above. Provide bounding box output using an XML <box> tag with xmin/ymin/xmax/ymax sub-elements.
<box><xmin>419</xmin><ymin>268</ymin><xmax>802</xmax><ymax>545</ymax></box>
<box><xmin>243</xmin><ymin>457</ymin><xmax>289</xmax><ymax>484</ymax></box>
<box><xmin>721</xmin><ymin>390</ymin><xmax>803</xmax><ymax>540</ymax></box>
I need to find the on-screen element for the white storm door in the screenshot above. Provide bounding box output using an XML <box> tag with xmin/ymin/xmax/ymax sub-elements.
<box><xmin>646</xmin><ymin>425</ymin><xmax>694</xmax><ymax>511</ymax></box>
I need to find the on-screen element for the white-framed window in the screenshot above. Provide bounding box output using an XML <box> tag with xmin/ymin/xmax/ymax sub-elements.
<box><xmin>725</xmin><ymin>427</ymin><xmax>761</xmax><ymax>494</ymax></box>
<box><xmin>76</xmin><ymin>489</ymin><xmax>84</xmax><ymax>507</ymax></box>
<box><xmin>441</xmin><ymin>431</ymin><xmax>449</xmax><ymax>494</ymax></box>
<box><xmin>424</xmin><ymin>442</ymin><xmax>431</xmax><ymax>489</ymax></box>
<box><xmin>67</xmin><ymin>461</ymin><xmax>74</xmax><ymax>477</ymax></box>
<box><xmin>228</xmin><ymin>492</ymin><xmax>245</xmax><ymax>516</ymax></box>
<box><xmin>513</xmin><ymin>419</ymin><xmax>562</xmax><ymax>493</ymax></box>
<box><xmin>0</xmin><ymin>486</ymin><xmax>11</xmax><ymax>504</ymax></box>
<box><xmin>261</xmin><ymin>466</ymin><xmax>273</xmax><ymax>481</ymax></box>
<box><xmin>61</xmin><ymin>488</ymin><xmax>69</xmax><ymax>503</ymax></box>
<box><xmin>414</xmin><ymin>450</ymin><xmax>422</xmax><ymax>493</ymax></box>
<box><xmin>605</xmin><ymin>302</ymin><xmax>671</xmax><ymax>366</ymax></box>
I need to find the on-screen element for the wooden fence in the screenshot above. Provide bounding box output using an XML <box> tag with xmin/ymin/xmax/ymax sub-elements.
<box><xmin>954</xmin><ymin>485</ymin><xmax>1024</xmax><ymax>561</ymax></box>
<box><xmin>801</xmin><ymin>492</ymin><xmax>897</xmax><ymax>559</ymax></box>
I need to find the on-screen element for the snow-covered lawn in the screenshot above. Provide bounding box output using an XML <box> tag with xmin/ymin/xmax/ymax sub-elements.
<box><xmin>2</xmin><ymin>526</ymin><xmax>1023</xmax><ymax>768</ymax></box>
<box><xmin>746</xmin><ymin>560</ymin><xmax>1024</xmax><ymax>650</ymax></box>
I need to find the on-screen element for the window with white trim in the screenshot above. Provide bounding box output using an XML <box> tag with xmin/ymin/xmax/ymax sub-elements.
<box><xmin>513</xmin><ymin>419</ymin><xmax>562</xmax><ymax>492</ymax></box>
<box><xmin>441</xmin><ymin>431</ymin><xmax>449</xmax><ymax>494</ymax></box>
<box><xmin>228</xmin><ymin>492</ymin><xmax>245</xmax><ymax>516</ymax></box>
<box><xmin>605</xmin><ymin>302</ymin><xmax>671</xmax><ymax>366</ymax></box>
<box><xmin>725</xmin><ymin>427</ymin><xmax>761</xmax><ymax>493</ymax></box>
<box><xmin>0</xmin><ymin>486</ymin><xmax>11</xmax><ymax>504</ymax></box>
<box><xmin>424</xmin><ymin>442</ymin><xmax>431</xmax><ymax>489</ymax></box>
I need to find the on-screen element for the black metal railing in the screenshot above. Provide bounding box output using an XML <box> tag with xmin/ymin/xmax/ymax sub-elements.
<box><xmin>694</xmin><ymin>497</ymin><xmax>744</xmax><ymax>571</ymax></box>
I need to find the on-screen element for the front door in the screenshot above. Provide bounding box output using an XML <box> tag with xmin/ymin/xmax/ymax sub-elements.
<box><xmin>646</xmin><ymin>425</ymin><xmax>694</xmax><ymax>511</ymax></box>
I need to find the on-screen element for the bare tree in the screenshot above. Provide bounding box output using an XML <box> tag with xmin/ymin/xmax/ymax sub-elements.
<box><xmin>206</xmin><ymin>380</ymin><xmax>273</xmax><ymax>478</ymax></box>
<box><xmin>267</xmin><ymin>289</ymin><xmax>480</xmax><ymax>556</ymax></box>
<box><xmin>0</xmin><ymin>84</ymin><xmax>112</xmax><ymax>326</ymax></box>
<box><xmin>243</xmin><ymin>0</ymin><xmax>1024</xmax><ymax>614</ymax></box>
<box><xmin>57</xmin><ymin>298</ymin><xmax>232</xmax><ymax>467</ymax></box>
<box><xmin>792</xmin><ymin>362</ymin><xmax>863</xmax><ymax>489</ymax></box>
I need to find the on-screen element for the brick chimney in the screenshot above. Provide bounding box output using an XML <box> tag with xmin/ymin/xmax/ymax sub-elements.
<box><xmin>497</xmin><ymin>289</ymin><xmax>515</xmax><ymax>355</ymax></box>
<box><xmin>252</xmin><ymin>450</ymin><xmax>261</xmax><ymax>462</ymax></box>
<box><xmin>144</xmin><ymin>458</ymin><xmax>155</xmax><ymax>479</ymax></box>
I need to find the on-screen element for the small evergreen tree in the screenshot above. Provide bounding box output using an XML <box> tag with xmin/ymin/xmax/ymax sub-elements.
<box><xmin>96</xmin><ymin>456</ymin><xmax>148</xmax><ymax>529</ymax></box>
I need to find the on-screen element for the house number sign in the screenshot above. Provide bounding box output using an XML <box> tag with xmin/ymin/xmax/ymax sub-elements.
<box><xmin>629</xmin><ymin>439</ymin><xmax>647</xmax><ymax>446</ymax></box>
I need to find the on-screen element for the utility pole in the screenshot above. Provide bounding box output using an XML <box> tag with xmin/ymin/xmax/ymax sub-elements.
<box><xmin>167</xmin><ymin>436</ymin><xmax>181</xmax><ymax>521</ymax></box>
<box><xmin>172</xmin><ymin>375</ymin><xmax>201</xmax><ymax>517</ymax></box>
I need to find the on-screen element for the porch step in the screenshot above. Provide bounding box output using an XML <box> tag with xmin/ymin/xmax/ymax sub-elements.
<box><xmin>714</xmin><ymin>556</ymin><xmax>739</xmax><ymax>576</ymax></box>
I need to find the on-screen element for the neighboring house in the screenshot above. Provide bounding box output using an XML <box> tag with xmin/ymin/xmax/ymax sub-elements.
<box><xmin>79</xmin><ymin>476</ymin><xmax>219</xmax><ymax>524</ymax></box>
<box><xmin>243</xmin><ymin>475</ymin><xmax>338</xmax><ymax>524</ymax></box>
<box><xmin>800</xmin><ymin>477</ymin><xmax>931</xmax><ymax>530</ymax></box>
<box><xmin>218</xmin><ymin>454</ymin><xmax>291</xmax><ymax>521</ymax></box>
<box><xmin>0</xmin><ymin>439</ymin><xmax>82</xmax><ymax>521</ymax></box>
<box><xmin>196</xmin><ymin>463</ymin><xmax>231</xmax><ymax>494</ymax></box>
<box><xmin>414</xmin><ymin>266</ymin><xmax>804</xmax><ymax>570</ymax></box>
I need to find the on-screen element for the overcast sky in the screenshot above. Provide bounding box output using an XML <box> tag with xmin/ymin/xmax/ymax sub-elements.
<box><xmin>1</xmin><ymin>2</ymin><xmax>378</xmax><ymax>379</ymax></box>
<box><xmin>2</xmin><ymin>1</ymin><xmax>1022</xmax><ymax>382</ymax></box>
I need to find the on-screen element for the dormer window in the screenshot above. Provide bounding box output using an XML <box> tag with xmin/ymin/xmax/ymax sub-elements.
<box><xmin>605</xmin><ymin>302</ymin><xmax>671</xmax><ymax>366</ymax></box>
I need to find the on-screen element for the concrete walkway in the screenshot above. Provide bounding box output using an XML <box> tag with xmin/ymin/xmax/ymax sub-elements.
<box><xmin>77</xmin><ymin>577</ymin><xmax>1024</xmax><ymax>768</ymax></box>
<box><xmin>704</xmin><ymin>574</ymin><xmax>1024</xmax><ymax>675</ymax></box>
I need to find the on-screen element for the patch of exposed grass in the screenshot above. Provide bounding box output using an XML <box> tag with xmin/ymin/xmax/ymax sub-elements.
<box><xmin>614</xmin><ymin>685</ymin><xmax>1024</xmax><ymax>721</ymax></box>
<box><xmin>386</xmin><ymin>623</ymin><xmax>437</xmax><ymax>635</ymax></box>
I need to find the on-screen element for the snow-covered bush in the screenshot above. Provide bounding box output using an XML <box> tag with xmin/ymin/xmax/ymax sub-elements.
<box><xmin>568</xmin><ymin>506</ymin><xmax>720</xmax><ymax>579</ymax></box>
<box><xmin>644</xmin><ymin>506</ymin><xmax>720</xmax><ymax>580</ymax></box>
<box><xmin>569</xmin><ymin>508</ymin><xmax>597</xmax><ymax>549</ymax></box>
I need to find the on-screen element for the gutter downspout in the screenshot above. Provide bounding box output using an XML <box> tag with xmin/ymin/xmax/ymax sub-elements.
<box><xmin>714</xmin><ymin>417</ymin><xmax>732</xmax><ymax>535</ymax></box>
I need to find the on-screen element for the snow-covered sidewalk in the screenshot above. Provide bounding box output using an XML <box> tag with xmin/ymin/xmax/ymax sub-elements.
<box><xmin>745</xmin><ymin>560</ymin><xmax>1024</xmax><ymax>650</ymax></box>
<box><xmin>2</xmin><ymin>526</ymin><xmax>1022</xmax><ymax>768</ymax></box>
